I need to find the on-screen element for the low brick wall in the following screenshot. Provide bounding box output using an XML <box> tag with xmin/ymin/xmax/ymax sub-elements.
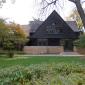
<box><xmin>74</xmin><ymin>47</ymin><xmax>85</xmax><ymax>55</ymax></box>
<box><xmin>23</xmin><ymin>46</ymin><xmax>64</xmax><ymax>54</ymax></box>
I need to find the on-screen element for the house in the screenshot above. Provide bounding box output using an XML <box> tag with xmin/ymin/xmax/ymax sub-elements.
<box><xmin>24</xmin><ymin>10</ymin><xmax>80</xmax><ymax>54</ymax></box>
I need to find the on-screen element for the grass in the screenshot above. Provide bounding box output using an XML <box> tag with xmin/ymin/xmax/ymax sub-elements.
<box><xmin>0</xmin><ymin>55</ymin><xmax>85</xmax><ymax>68</ymax></box>
<box><xmin>0</xmin><ymin>55</ymin><xmax>85</xmax><ymax>85</ymax></box>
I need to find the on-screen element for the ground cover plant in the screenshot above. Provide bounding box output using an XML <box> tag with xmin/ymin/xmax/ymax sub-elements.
<box><xmin>0</xmin><ymin>63</ymin><xmax>85</xmax><ymax>85</ymax></box>
<box><xmin>0</xmin><ymin>56</ymin><xmax>85</xmax><ymax>85</ymax></box>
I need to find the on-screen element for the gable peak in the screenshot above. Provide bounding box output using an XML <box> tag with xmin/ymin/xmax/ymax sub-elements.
<box><xmin>51</xmin><ymin>10</ymin><xmax>57</xmax><ymax>15</ymax></box>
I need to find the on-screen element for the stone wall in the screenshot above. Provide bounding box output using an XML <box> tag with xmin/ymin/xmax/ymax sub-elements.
<box><xmin>23</xmin><ymin>46</ymin><xmax>64</xmax><ymax>54</ymax></box>
<box><xmin>74</xmin><ymin>47</ymin><xmax>85</xmax><ymax>55</ymax></box>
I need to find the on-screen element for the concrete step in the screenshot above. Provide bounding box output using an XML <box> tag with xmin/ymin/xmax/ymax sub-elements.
<box><xmin>60</xmin><ymin>52</ymin><xmax>81</xmax><ymax>56</ymax></box>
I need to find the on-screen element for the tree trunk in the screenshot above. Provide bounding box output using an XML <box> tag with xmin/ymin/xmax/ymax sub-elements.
<box><xmin>69</xmin><ymin>0</ymin><xmax>85</xmax><ymax>29</ymax></box>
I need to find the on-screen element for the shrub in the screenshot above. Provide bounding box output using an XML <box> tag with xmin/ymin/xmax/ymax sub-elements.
<box><xmin>74</xmin><ymin>34</ymin><xmax>85</xmax><ymax>48</ymax></box>
<box><xmin>0</xmin><ymin>63</ymin><xmax>85</xmax><ymax>85</ymax></box>
<box><xmin>79</xmin><ymin>34</ymin><xmax>85</xmax><ymax>48</ymax></box>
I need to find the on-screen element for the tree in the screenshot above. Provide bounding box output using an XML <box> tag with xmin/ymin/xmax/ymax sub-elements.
<box><xmin>0</xmin><ymin>19</ymin><xmax>10</xmax><ymax>47</ymax></box>
<box><xmin>66</xmin><ymin>8</ymin><xmax>84</xmax><ymax>30</ymax></box>
<box><xmin>0</xmin><ymin>19</ymin><xmax>27</xmax><ymax>57</ymax></box>
<box><xmin>0</xmin><ymin>0</ymin><xmax>15</xmax><ymax>7</ymax></box>
<box><xmin>0</xmin><ymin>19</ymin><xmax>14</xmax><ymax>57</ymax></box>
<box><xmin>0</xmin><ymin>0</ymin><xmax>6</xmax><ymax>7</ymax></box>
<box><xmin>8</xmin><ymin>23</ymin><xmax>27</xmax><ymax>51</ymax></box>
<box><xmin>38</xmin><ymin>0</ymin><xmax>85</xmax><ymax>29</ymax></box>
<box><xmin>69</xmin><ymin>0</ymin><xmax>85</xmax><ymax>29</ymax></box>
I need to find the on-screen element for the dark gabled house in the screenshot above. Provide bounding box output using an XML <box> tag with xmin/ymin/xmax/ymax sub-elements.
<box><xmin>26</xmin><ymin>10</ymin><xmax>80</xmax><ymax>52</ymax></box>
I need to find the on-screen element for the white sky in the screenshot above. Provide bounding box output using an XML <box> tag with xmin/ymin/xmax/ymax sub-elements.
<box><xmin>0</xmin><ymin>0</ymin><xmax>84</xmax><ymax>25</ymax></box>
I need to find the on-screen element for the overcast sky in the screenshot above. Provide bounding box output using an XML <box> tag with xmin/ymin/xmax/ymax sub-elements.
<box><xmin>0</xmin><ymin>0</ymin><xmax>84</xmax><ymax>25</ymax></box>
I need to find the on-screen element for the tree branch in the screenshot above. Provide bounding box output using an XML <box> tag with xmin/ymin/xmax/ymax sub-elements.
<box><xmin>42</xmin><ymin>0</ymin><xmax>58</xmax><ymax>9</ymax></box>
<box><xmin>69</xmin><ymin>0</ymin><xmax>76</xmax><ymax>3</ymax></box>
<box><xmin>82</xmin><ymin>0</ymin><xmax>85</xmax><ymax>4</ymax></box>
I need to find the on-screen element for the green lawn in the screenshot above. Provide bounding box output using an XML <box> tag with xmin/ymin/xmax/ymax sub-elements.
<box><xmin>0</xmin><ymin>55</ymin><xmax>85</xmax><ymax>68</ymax></box>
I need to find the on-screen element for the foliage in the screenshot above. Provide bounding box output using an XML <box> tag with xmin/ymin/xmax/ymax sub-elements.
<box><xmin>74</xmin><ymin>34</ymin><xmax>85</xmax><ymax>48</ymax></box>
<box><xmin>0</xmin><ymin>19</ymin><xmax>27</xmax><ymax>57</ymax></box>
<box><xmin>8</xmin><ymin>23</ymin><xmax>27</xmax><ymax>49</ymax></box>
<box><xmin>66</xmin><ymin>8</ymin><xmax>83</xmax><ymax>29</ymax></box>
<box><xmin>0</xmin><ymin>63</ymin><xmax>85</xmax><ymax>85</ymax></box>
<box><xmin>0</xmin><ymin>19</ymin><xmax>11</xmax><ymax>46</ymax></box>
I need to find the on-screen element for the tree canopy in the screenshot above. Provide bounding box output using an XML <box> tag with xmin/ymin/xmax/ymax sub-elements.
<box><xmin>0</xmin><ymin>19</ymin><xmax>27</xmax><ymax>57</ymax></box>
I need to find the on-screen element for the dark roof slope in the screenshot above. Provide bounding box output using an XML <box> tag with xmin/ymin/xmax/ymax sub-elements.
<box><xmin>66</xmin><ymin>21</ymin><xmax>79</xmax><ymax>32</ymax></box>
<box><xmin>22</xmin><ymin>21</ymin><xmax>79</xmax><ymax>33</ymax></box>
<box><xmin>29</xmin><ymin>21</ymin><xmax>43</xmax><ymax>32</ymax></box>
<box><xmin>29</xmin><ymin>21</ymin><xmax>79</xmax><ymax>32</ymax></box>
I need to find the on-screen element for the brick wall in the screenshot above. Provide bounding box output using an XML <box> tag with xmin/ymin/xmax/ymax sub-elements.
<box><xmin>23</xmin><ymin>46</ymin><xmax>64</xmax><ymax>54</ymax></box>
<box><xmin>74</xmin><ymin>47</ymin><xmax>85</xmax><ymax>55</ymax></box>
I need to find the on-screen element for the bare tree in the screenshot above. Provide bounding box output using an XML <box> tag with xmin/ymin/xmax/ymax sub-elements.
<box><xmin>0</xmin><ymin>0</ymin><xmax>15</xmax><ymax>7</ymax></box>
<box><xmin>69</xmin><ymin>0</ymin><xmax>85</xmax><ymax>29</ymax></box>
<box><xmin>39</xmin><ymin>0</ymin><xmax>85</xmax><ymax>29</ymax></box>
<box><xmin>0</xmin><ymin>0</ymin><xmax>6</xmax><ymax>7</ymax></box>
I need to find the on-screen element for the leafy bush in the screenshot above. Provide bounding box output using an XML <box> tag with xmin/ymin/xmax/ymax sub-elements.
<box><xmin>74</xmin><ymin>34</ymin><xmax>85</xmax><ymax>48</ymax></box>
<box><xmin>0</xmin><ymin>19</ymin><xmax>27</xmax><ymax>58</ymax></box>
<box><xmin>0</xmin><ymin>63</ymin><xmax>85</xmax><ymax>85</ymax></box>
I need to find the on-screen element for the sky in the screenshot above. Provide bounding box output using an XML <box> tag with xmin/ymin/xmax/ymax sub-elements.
<box><xmin>0</xmin><ymin>0</ymin><xmax>84</xmax><ymax>25</ymax></box>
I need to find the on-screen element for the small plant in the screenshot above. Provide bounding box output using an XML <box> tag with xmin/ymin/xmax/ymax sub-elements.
<box><xmin>0</xmin><ymin>63</ymin><xmax>85</xmax><ymax>85</ymax></box>
<box><xmin>7</xmin><ymin>51</ymin><xmax>14</xmax><ymax>58</ymax></box>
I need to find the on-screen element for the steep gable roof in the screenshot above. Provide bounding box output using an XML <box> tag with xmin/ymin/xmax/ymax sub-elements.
<box><xmin>29</xmin><ymin>10</ymin><xmax>79</xmax><ymax>33</ymax></box>
<box><xmin>30</xmin><ymin>10</ymin><xmax>79</xmax><ymax>38</ymax></box>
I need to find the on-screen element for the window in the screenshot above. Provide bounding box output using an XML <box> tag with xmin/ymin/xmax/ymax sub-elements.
<box><xmin>46</xmin><ymin>28</ymin><xmax>57</xmax><ymax>33</ymax></box>
<box><xmin>37</xmin><ymin>39</ymin><xmax>48</xmax><ymax>46</ymax></box>
<box><xmin>46</xmin><ymin>26</ymin><xmax>60</xmax><ymax>34</ymax></box>
<box><xmin>46</xmin><ymin>22</ymin><xmax>63</xmax><ymax>34</ymax></box>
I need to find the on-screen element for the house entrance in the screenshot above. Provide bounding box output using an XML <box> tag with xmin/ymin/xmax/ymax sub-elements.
<box><xmin>64</xmin><ymin>40</ymin><xmax>73</xmax><ymax>52</ymax></box>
